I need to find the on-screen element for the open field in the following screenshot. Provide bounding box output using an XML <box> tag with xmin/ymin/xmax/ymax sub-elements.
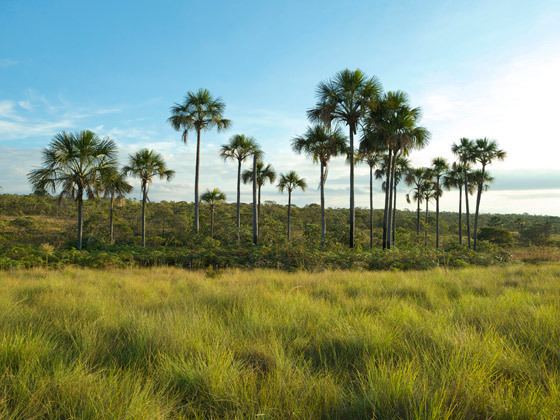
<box><xmin>1</xmin><ymin>265</ymin><xmax>559</xmax><ymax>419</ymax></box>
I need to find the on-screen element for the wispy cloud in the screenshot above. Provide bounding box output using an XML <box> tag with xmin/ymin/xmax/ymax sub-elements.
<box><xmin>0</xmin><ymin>93</ymin><xmax>121</xmax><ymax>141</ymax></box>
<box><xmin>0</xmin><ymin>58</ymin><xmax>18</xmax><ymax>68</ymax></box>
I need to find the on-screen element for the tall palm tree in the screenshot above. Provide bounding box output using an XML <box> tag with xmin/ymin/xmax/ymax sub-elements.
<box><xmin>452</xmin><ymin>138</ymin><xmax>476</xmax><ymax>248</ymax></box>
<box><xmin>405</xmin><ymin>167</ymin><xmax>430</xmax><ymax>237</ymax></box>
<box><xmin>201</xmin><ymin>188</ymin><xmax>226</xmax><ymax>239</ymax></box>
<box><xmin>101</xmin><ymin>167</ymin><xmax>132</xmax><ymax>244</ymax></box>
<box><xmin>357</xmin><ymin>147</ymin><xmax>384</xmax><ymax>249</ymax></box>
<box><xmin>250</xmin><ymin>145</ymin><xmax>263</xmax><ymax>245</ymax></box>
<box><xmin>292</xmin><ymin>125</ymin><xmax>347</xmax><ymax>247</ymax></box>
<box><xmin>308</xmin><ymin>69</ymin><xmax>382</xmax><ymax>248</ymax></box>
<box><xmin>443</xmin><ymin>162</ymin><xmax>464</xmax><ymax>244</ymax></box>
<box><xmin>472</xmin><ymin>138</ymin><xmax>506</xmax><ymax>250</ymax></box>
<box><xmin>391</xmin><ymin>156</ymin><xmax>411</xmax><ymax>246</ymax></box>
<box><xmin>220</xmin><ymin>135</ymin><xmax>259</xmax><ymax>242</ymax></box>
<box><xmin>362</xmin><ymin>91</ymin><xmax>429</xmax><ymax>249</ymax></box>
<box><xmin>123</xmin><ymin>149</ymin><xmax>175</xmax><ymax>247</ymax></box>
<box><xmin>28</xmin><ymin>130</ymin><xmax>117</xmax><ymax>250</ymax></box>
<box><xmin>277</xmin><ymin>171</ymin><xmax>307</xmax><ymax>241</ymax></box>
<box><xmin>168</xmin><ymin>89</ymin><xmax>231</xmax><ymax>233</ymax></box>
<box><xmin>242</xmin><ymin>159</ymin><xmax>276</xmax><ymax>219</ymax></box>
<box><xmin>420</xmin><ymin>177</ymin><xmax>438</xmax><ymax>247</ymax></box>
<box><xmin>431</xmin><ymin>157</ymin><xmax>449</xmax><ymax>248</ymax></box>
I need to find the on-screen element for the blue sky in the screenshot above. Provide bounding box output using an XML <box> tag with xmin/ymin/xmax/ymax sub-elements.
<box><xmin>1</xmin><ymin>0</ymin><xmax>559</xmax><ymax>215</ymax></box>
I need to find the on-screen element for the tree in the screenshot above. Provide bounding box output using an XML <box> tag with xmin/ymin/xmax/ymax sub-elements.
<box><xmin>452</xmin><ymin>138</ymin><xmax>476</xmax><ymax>248</ymax></box>
<box><xmin>420</xmin><ymin>176</ymin><xmax>438</xmax><ymax>247</ymax></box>
<box><xmin>277</xmin><ymin>171</ymin><xmax>307</xmax><ymax>241</ymax></box>
<box><xmin>169</xmin><ymin>89</ymin><xmax>231</xmax><ymax>234</ymax></box>
<box><xmin>362</xmin><ymin>91</ymin><xmax>429</xmax><ymax>249</ymax></box>
<box><xmin>242</xmin><ymin>159</ymin><xmax>276</xmax><ymax>220</ymax></box>
<box><xmin>471</xmin><ymin>138</ymin><xmax>506</xmax><ymax>250</ymax></box>
<box><xmin>101</xmin><ymin>167</ymin><xmax>132</xmax><ymax>244</ymax></box>
<box><xmin>444</xmin><ymin>162</ymin><xmax>468</xmax><ymax>244</ymax></box>
<box><xmin>292</xmin><ymin>125</ymin><xmax>347</xmax><ymax>247</ymax></box>
<box><xmin>405</xmin><ymin>167</ymin><xmax>431</xmax><ymax>237</ymax></box>
<box><xmin>390</xmin><ymin>156</ymin><xmax>411</xmax><ymax>246</ymax></box>
<box><xmin>251</xmin><ymin>145</ymin><xmax>263</xmax><ymax>245</ymax></box>
<box><xmin>28</xmin><ymin>130</ymin><xmax>117</xmax><ymax>250</ymax></box>
<box><xmin>220</xmin><ymin>134</ymin><xmax>259</xmax><ymax>243</ymax></box>
<box><xmin>431</xmin><ymin>157</ymin><xmax>449</xmax><ymax>248</ymax></box>
<box><xmin>201</xmin><ymin>188</ymin><xmax>226</xmax><ymax>238</ymax></box>
<box><xmin>308</xmin><ymin>69</ymin><xmax>382</xmax><ymax>248</ymax></box>
<box><xmin>123</xmin><ymin>149</ymin><xmax>174</xmax><ymax>247</ymax></box>
<box><xmin>357</xmin><ymin>147</ymin><xmax>384</xmax><ymax>249</ymax></box>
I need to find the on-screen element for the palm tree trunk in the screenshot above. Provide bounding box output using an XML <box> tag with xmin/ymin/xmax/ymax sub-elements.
<box><xmin>194</xmin><ymin>128</ymin><xmax>201</xmax><ymax>233</ymax></box>
<box><xmin>109</xmin><ymin>192</ymin><xmax>114</xmax><ymax>244</ymax></box>
<box><xmin>435</xmin><ymin>178</ymin><xmax>440</xmax><ymax>249</ymax></box>
<box><xmin>458</xmin><ymin>184</ymin><xmax>463</xmax><ymax>244</ymax></box>
<box><xmin>77</xmin><ymin>188</ymin><xmax>84</xmax><ymax>250</ymax></box>
<box><xmin>141</xmin><ymin>184</ymin><xmax>147</xmax><ymax>248</ymax></box>
<box><xmin>424</xmin><ymin>200</ymin><xmax>429</xmax><ymax>247</ymax></box>
<box><xmin>382</xmin><ymin>149</ymin><xmax>392</xmax><ymax>250</ymax></box>
<box><xmin>464</xmin><ymin>171</ymin><xmax>471</xmax><ymax>248</ymax></box>
<box><xmin>258</xmin><ymin>185</ymin><xmax>262</xmax><ymax>222</ymax></box>
<box><xmin>392</xmin><ymin>180</ymin><xmax>397</xmax><ymax>246</ymax></box>
<box><xmin>369</xmin><ymin>165</ymin><xmax>373</xmax><ymax>250</ymax></box>
<box><xmin>236</xmin><ymin>159</ymin><xmax>241</xmax><ymax>243</ymax></box>
<box><xmin>473</xmin><ymin>166</ymin><xmax>485</xmax><ymax>250</ymax></box>
<box><xmin>416</xmin><ymin>189</ymin><xmax>421</xmax><ymax>237</ymax></box>
<box><xmin>252</xmin><ymin>154</ymin><xmax>258</xmax><ymax>245</ymax></box>
<box><xmin>348</xmin><ymin>126</ymin><xmax>355</xmax><ymax>249</ymax></box>
<box><xmin>320</xmin><ymin>162</ymin><xmax>326</xmax><ymax>248</ymax></box>
<box><xmin>386</xmin><ymin>153</ymin><xmax>395</xmax><ymax>249</ymax></box>
<box><xmin>210</xmin><ymin>205</ymin><xmax>215</xmax><ymax>239</ymax></box>
<box><xmin>287</xmin><ymin>190</ymin><xmax>292</xmax><ymax>241</ymax></box>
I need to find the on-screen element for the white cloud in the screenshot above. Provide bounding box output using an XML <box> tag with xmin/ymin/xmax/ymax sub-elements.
<box><xmin>0</xmin><ymin>58</ymin><xmax>18</xmax><ymax>68</ymax></box>
<box><xmin>413</xmin><ymin>43</ymin><xmax>560</xmax><ymax>172</ymax></box>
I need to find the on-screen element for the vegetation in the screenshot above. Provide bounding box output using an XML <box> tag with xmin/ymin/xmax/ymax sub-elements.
<box><xmin>0</xmin><ymin>265</ymin><xmax>558</xmax><ymax>418</ymax></box>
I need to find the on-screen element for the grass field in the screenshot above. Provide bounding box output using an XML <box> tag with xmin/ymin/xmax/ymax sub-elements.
<box><xmin>1</xmin><ymin>265</ymin><xmax>559</xmax><ymax>419</ymax></box>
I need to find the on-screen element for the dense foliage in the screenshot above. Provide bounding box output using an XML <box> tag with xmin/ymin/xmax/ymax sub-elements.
<box><xmin>1</xmin><ymin>194</ymin><xmax>557</xmax><ymax>270</ymax></box>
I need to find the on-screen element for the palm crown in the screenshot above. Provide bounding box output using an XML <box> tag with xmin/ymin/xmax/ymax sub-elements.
<box><xmin>122</xmin><ymin>149</ymin><xmax>175</xmax><ymax>193</ymax></box>
<box><xmin>101</xmin><ymin>167</ymin><xmax>133</xmax><ymax>199</ymax></box>
<box><xmin>292</xmin><ymin>125</ymin><xmax>348</xmax><ymax>166</ymax></box>
<box><xmin>220</xmin><ymin>134</ymin><xmax>259</xmax><ymax>163</ymax></box>
<box><xmin>278</xmin><ymin>171</ymin><xmax>307</xmax><ymax>193</ymax></box>
<box><xmin>201</xmin><ymin>188</ymin><xmax>226</xmax><ymax>205</ymax></box>
<box><xmin>28</xmin><ymin>130</ymin><xmax>118</xmax><ymax>199</ymax></box>
<box><xmin>242</xmin><ymin>160</ymin><xmax>276</xmax><ymax>187</ymax></box>
<box><xmin>169</xmin><ymin>89</ymin><xmax>231</xmax><ymax>143</ymax></box>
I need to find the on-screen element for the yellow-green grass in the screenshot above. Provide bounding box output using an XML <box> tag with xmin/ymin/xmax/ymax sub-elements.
<box><xmin>1</xmin><ymin>265</ymin><xmax>559</xmax><ymax>419</ymax></box>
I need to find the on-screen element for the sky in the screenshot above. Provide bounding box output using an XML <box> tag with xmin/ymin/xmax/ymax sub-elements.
<box><xmin>1</xmin><ymin>0</ymin><xmax>559</xmax><ymax>216</ymax></box>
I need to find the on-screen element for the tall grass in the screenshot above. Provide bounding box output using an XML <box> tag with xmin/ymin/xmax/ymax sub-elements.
<box><xmin>1</xmin><ymin>265</ymin><xmax>559</xmax><ymax>418</ymax></box>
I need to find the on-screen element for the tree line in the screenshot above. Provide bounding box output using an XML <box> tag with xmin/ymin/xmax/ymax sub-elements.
<box><xmin>28</xmin><ymin>69</ymin><xmax>505</xmax><ymax>251</ymax></box>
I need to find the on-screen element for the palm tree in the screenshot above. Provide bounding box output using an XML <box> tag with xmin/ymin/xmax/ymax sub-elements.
<box><xmin>362</xmin><ymin>91</ymin><xmax>430</xmax><ymax>249</ymax></box>
<box><xmin>242</xmin><ymin>159</ymin><xmax>276</xmax><ymax>220</ymax></box>
<box><xmin>443</xmin><ymin>163</ymin><xmax>464</xmax><ymax>244</ymax></box>
<box><xmin>123</xmin><ymin>149</ymin><xmax>174</xmax><ymax>247</ymax></box>
<box><xmin>390</xmin><ymin>156</ymin><xmax>411</xmax><ymax>246</ymax></box>
<box><xmin>472</xmin><ymin>138</ymin><xmax>505</xmax><ymax>250</ymax></box>
<box><xmin>101</xmin><ymin>167</ymin><xmax>132</xmax><ymax>244</ymax></box>
<box><xmin>220</xmin><ymin>135</ymin><xmax>259</xmax><ymax>242</ymax></box>
<box><xmin>249</xmin><ymin>145</ymin><xmax>263</xmax><ymax>245</ymax></box>
<box><xmin>168</xmin><ymin>89</ymin><xmax>231</xmax><ymax>234</ymax></box>
<box><xmin>405</xmin><ymin>167</ymin><xmax>430</xmax><ymax>237</ymax></box>
<box><xmin>277</xmin><ymin>171</ymin><xmax>307</xmax><ymax>241</ymax></box>
<box><xmin>431</xmin><ymin>157</ymin><xmax>449</xmax><ymax>248</ymax></box>
<box><xmin>357</xmin><ymin>147</ymin><xmax>384</xmax><ymax>249</ymax></box>
<box><xmin>201</xmin><ymin>188</ymin><xmax>226</xmax><ymax>239</ymax></box>
<box><xmin>292</xmin><ymin>125</ymin><xmax>347</xmax><ymax>247</ymax></box>
<box><xmin>420</xmin><ymin>177</ymin><xmax>438</xmax><ymax>247</ymax></box>
<box><xmin>308</xmin><ymin>69</ymin><xmax>382</xmax><ymax>248</ymax></box>
<box><xmin>28</xmin><ymin>130</ymin><xmax>117</xmax><ymax>250</ymax></box>
<box><xmin>452</xmin><ymin>138</ymin><xmax>476</xmax><ymax>248</ymax></box>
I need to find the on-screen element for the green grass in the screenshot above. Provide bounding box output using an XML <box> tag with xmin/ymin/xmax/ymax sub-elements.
<box><xmin>1</xmin><ymin>265</ymin><xmax>559</xmax><ymax>419</ymax></box>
